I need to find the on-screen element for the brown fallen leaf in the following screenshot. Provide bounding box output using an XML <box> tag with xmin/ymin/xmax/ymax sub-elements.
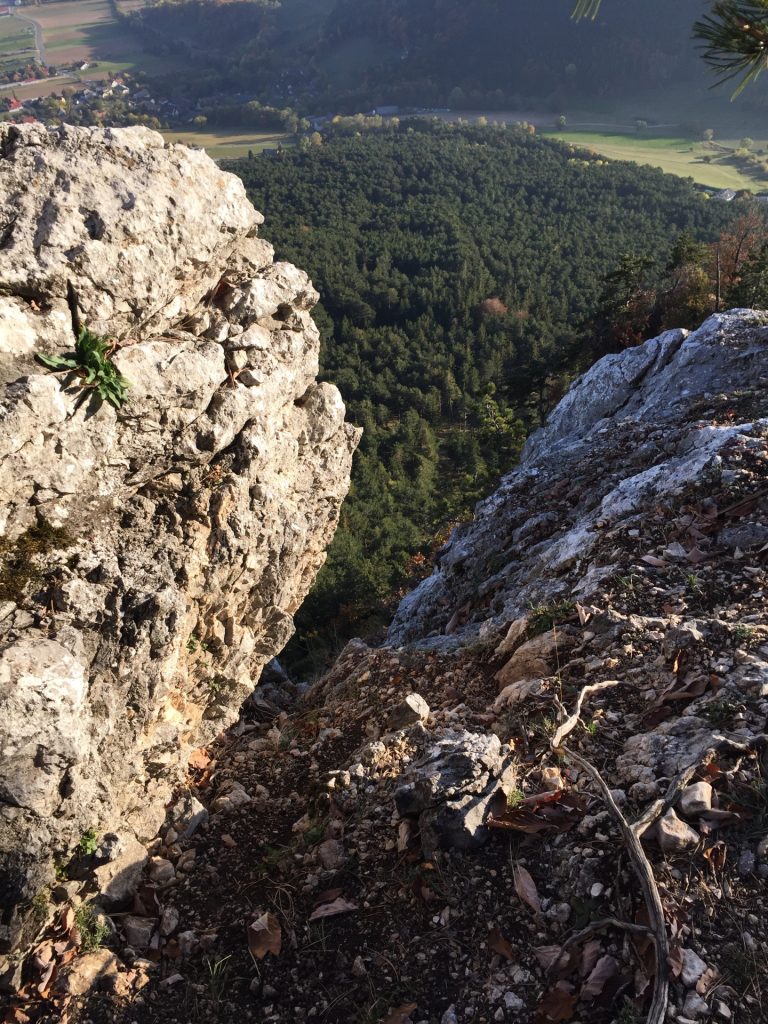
<box><xmin>308</xmin><ymin>896</ymin><xmax>358</xmax><ymax>921</ymax></box>
<box><xmin>488</xmin><ymin>927</ymin><xmax>516</xmax><ymax>961</ymax></box>
<box><xmin>534</xmin><ymin>945</ymin><xmax>566</xmax><ymax>971</ymax></box>
<box><xmin>535</xmin><ymin>981</ymin><xmax>578</xmax><ymax>1022</ymax></box>
<box><xmin>247</xmin><ymin>912</ymin><xmax>282</xmax><ymax>960</ymax></box>
<box><xmin>315</xmin><ymin>887</ymin><xmax>344</xmax><ymax>904</ymax></box>
<box><xmin>382</xmin><ymin>1004</ymin><xmax>417</xmax><ymax>1024</ymax></box>
<box><xmin>640</xmin><ymin>554</ymin><xmax>668</xmax><ymax>568</ymax></box>
<box><xmin>580</xmin><ymin>938</ymin><xmax>602</xmax><ymax>978</ymax></box>
<box><xmin>581</xmin><ymin>954</ymin><xmax>619</xmax><ymax>999</ymax></box>
<box><xmin>686</xmin><ymin>546</ymin><xmax>708</xmax><ymax>564</ymax></box>
<box><xmin>513</xmin><ymin>862</ymin><xmax>541</xmax><ymax>919</ymax></box>
<box><xmin>488</xmin><ymin>791</ymin><xmax>585</xmax><ymax>835</ymax></box>
<box><xmin>698</xmin><ymin>808</ymin><xmax>748</xmax><ymax>834</ymax></box>
<box><xmin>696</xmin><ymin>965</ymin><xmax>720</xmax><ymax>995</ymax></box>
<box><xmin>667</xmin><ymin>944</ymin><xmax>684</xmax><ymax>979</ymax></box>
<box><xmin>703</xmin><ymin>841</ymin><xmax>727</xmax><ymax>872</ymax></box>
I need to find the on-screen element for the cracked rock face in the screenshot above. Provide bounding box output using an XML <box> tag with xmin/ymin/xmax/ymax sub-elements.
<box><xmin>0</xmin><ymin>124</ymin><xmax>359</xmax><ymax>952</ymax></box>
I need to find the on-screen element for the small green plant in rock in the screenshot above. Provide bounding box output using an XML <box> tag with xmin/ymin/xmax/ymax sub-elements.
<box><xmin>30</xmin><ymin>887</ymin><xmax>50</xmax><ymax>922</ymax></box>
<box><xmin>733</xmin><ymin>623</ymin><xmax>757</xmax><ymax>643</ymax></box>
<box><xmin>74</xmin><ymin>903</ymin><xmax>109</xmax><ymax>953</ymax></box>
<box><xmin>78</xmin><ymin>828</ymin><xmax>99</xmax><ymax>856</ymax></box>
<box><xmin>506</xmin><ymin>788</ymin><xmax>525</xmax><ymax>810</ymax></box>
<box><xmin>205</xmin><ymin>954</ymin><xmax>232</xmax><ymax>1004</ymax></box>
<box><xmin>615</xmin><ymin>1003</ymin><xmax>644</xmax><ymax>1024</ymax></box>
<box><xmin>527</xmin><ymin>600</ymin><xmax>575</xmax><ymax>635</ymax></box>
<box><xmin>304</xmin><ymin>819</ymin><xmax>327</xmax><ymax>847</ymax></box>
<box><xmin>37</xmin><ymin>326</ymin><xmax>130</xmax><ymax>409</ymax></box>
<box><xmin>186</xmin><ymin>633</ymin><xmax>210</xmax><ymax>654</ymax></box>
<box><xmin>700</xmin><ymin>697</ymin><xmax>744</xmax><ymax>729</ymax></box>
<box><xmin>686</xmin><ymin>572</ymin><xmax>704</xmax><ymax>596</ymax></box>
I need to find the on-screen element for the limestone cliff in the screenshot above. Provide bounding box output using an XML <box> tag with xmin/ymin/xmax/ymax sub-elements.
<box><xmin>0</xmin><ymin>124</ymin><xmax>359</xmax><ymax>953</ymax></box>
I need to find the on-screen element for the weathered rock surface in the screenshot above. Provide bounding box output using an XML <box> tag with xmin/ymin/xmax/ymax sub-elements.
<box><xmin>389</xmin><ymin>311</ymin><xmax>768</xmax><ymax>645</ymax></box>
<box><xmin>394</xmin><ymin>729</ymin><xmax>516</xmax><ymax>855</ymax></box>
<box><xmin>0</xmin><ymin>125</ymin><xmax>359</xmax><ymax>953</ymax></box>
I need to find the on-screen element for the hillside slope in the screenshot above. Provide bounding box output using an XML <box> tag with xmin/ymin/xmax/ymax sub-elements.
<box><xmin>18</xmin><ymin>310</ymin><xmax>767</xmax><ymax>1024</ymax></box>
<box><xmin>130</xmin><ymin>0</ymin><xmax>736</xmax><ymax>117</ymax></box>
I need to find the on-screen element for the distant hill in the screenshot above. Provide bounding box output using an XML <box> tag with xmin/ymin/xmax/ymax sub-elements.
<box><xmin>131</xmin><ymin>0</ymin><xmax>768</xmax><ymax>118</ymax></box>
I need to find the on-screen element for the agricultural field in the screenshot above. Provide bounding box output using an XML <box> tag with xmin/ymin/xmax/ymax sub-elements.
<box><xmin>0</xmin><ymin>13</ymin><xmax>38</xmax><ymax>78</ymax></box>
<box><xmin>544</xmin><ymin>130</ymin><xmax>768</xmax><ymax>192</ymax></box>
<box><xmin>161</xmin><ymin>129</ymin><xmax>292</xmax><ymax>160</ymax></box>
<box><xmin>0</xmin><ymin>0</ymin><xmax>184</xmax><ymax>95</ymax></box>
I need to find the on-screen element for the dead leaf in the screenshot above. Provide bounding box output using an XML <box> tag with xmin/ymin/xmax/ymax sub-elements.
<box><xmin>489</xmin><ymin>792</ymin><xmax>585</xmax><ymax>836</ymax></box>
<box><xmin>382</xmin><ymin>1004</ymin><xmax>417</xmax><ymax>1024</ymax></box>
<box><xmin>580</xmin><ymin>939</ymin><xmax>602</xmax><ymax>977</ymax></box>
<box><xmin>581</xmin><ymin>955</ymin><xmax>619</xmax><ymax>999</ymax></box>
<box><xmin>513</xmin><ymin>862</ymin><xmax>541</xmax><ymax>919</ymax></box>
<box><xmin>696</xmin><ymin>965</ymin><xmax>720</xmax><ymax>995</ymax></box>
<box><xmin>686</xmin><ymin>547</ymin><xmax>708</xmax><ymax>564</ymax></box>
<box><xmin>57</xmin><ymin>907</ymin><xmax>74</xmax><ymax>934</ymax></box>
<box><xmin>489</xmin><ymin>927</ymin><xmax>516</xmax><ymax>961</ymax></box>
<box><xmin>698</xmin><ymin>808</ymin><xmax>747</xmax><ymax>834</ymax></box>
<box><xmin>534</xmin><ymin>945</ymin><xmax>566</xmax><ymax>971</ymax></box>
<box><xmin>667</xmin><ymin>945</ymin><xmax>684</xmax><ymax>979</ymax></box>
<box><xmin>315</xmin><ymin>887</ymin><xmax>344</xmax><ymax>904</ymax></box>
<box><xmin>640</xmin><ymin>555</ymin><xmax>668</xmax><ymax>568</ymax></box>
<box><xmin>575</xmin><ymin>602</ymin><xmax>593</xmax><ymax>626</ymax></box>
<box><xmin>308</xmin><ymin>896</ymin><xmax>358</xmax><ymax>921</ymax></box>
<box><xmin>702</xmin><ymin>841</ymin><xmax>727</xmax><ymax>872</ymax></box>
<box><xmin>535</xmin><ymin>981</ymin><xmax>577</xmax><ymax>1022</ymax></box>
<box><xmin>247</xmin><ymin>912</ymin><xmax>282</xmax><ymax>960</ymax></box>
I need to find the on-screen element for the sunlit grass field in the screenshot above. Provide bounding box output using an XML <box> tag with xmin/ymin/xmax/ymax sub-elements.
<box><xmin>545</xmin><ymin>131</ymin><xmax>768</xmax><ymax>192</ymax></box>
<box><xmin>161</xmin><ymin>129</ymin><xmax>293</xmax><ymax>160</ymax></box>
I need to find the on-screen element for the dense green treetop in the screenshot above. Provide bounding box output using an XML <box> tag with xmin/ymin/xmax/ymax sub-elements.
<box><xmin>224</xmin><ymin>122</ymin><xmax>737</xmax><ymax>671</ymax></box>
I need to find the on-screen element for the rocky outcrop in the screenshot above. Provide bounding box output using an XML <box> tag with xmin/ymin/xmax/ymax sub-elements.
<box><xmin>6</xmin><ymin>310</ymin><xmax>767</xmax><ymax>1022</ymax></box>
<box><xmin>0</xmin><ymin>124</ymin><xmax>359</xmax><ymax>953</ymax></box>
<box><xmin>389</xmin><ymin>311</ymin><xmax>768</xmax><ymax>645</ymax></box>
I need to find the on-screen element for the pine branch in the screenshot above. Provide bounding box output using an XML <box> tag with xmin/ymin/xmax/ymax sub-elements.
<box><xmin>694</xmin><ymin>1</ymin><xmax>768</xmax><ymax>97</ymax></box>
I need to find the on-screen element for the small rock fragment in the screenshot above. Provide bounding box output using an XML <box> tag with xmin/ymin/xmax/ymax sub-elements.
<box><xmin>57</xmin><ymin>950</ymin><xmax>120</xmax><ymax>996</ymax></box>
<box><xmin>681</xmin><ymin>948</ymin><xmax>708</xmax><ymax>988</ymax></box>
<box><xmin>655</xmin><ymin>808</ymin><xmax>699</xmax><ymax>854</ymax></box>
<box><xmin>211</xmin><ymin>781</ymin><xmax>251</xmax><ymax>813</ymax></box>
<box><xmin>317</xmin><ymin>839</ymin><xmax>346</xmax><ymax>871</ymax></box>
<box><xmin>387</xmin><ymin>693</ymin><xmax>430</xmax><ymax>730</ymax></box>
<box><xmin>123</xmin><ymin>915</ymin><xmax>155</xmax><ymax>949</ymax></box>
<box><xmin>148</xmin><ymin>857</ymin><xmax>175</xmax><ymax>884</ymax></box>
<box><xmin>683</xmin><ymin>991</ymin><xmax>710</xmax><ymax>1018</ymax></box>
<box><xmin>738</xmin><ymin>850</ymin><xmax>756</xmax><ymax>876</ymax></box>
<box><xmin>678</xmin><ymin>782</ymin><xmax>713</xmax><ymax>817</ymax></box>
<box><xmin>160</xmin><ymin>906</ymin><xmax>180</xmax><ymax>937</ymax></box>
<box><xmin>504</xmin><ymin>992</ymin><xmax>525</xmax><ymax>1011</ymax></box>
